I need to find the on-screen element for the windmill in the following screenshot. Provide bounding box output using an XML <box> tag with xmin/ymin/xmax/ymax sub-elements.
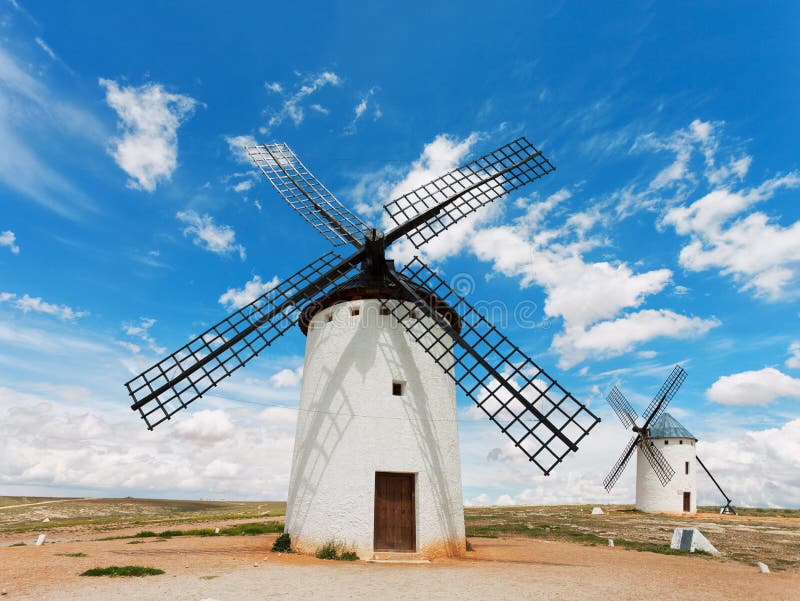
<box><xmin>125</xmin><ymin>137</ymin><xmax>601</xmax><ymax>558</ymax></box>
<box><xmin>603</xmin><ymin>366</ymin><xmax>735</xmax><ymax>514</ymax></box>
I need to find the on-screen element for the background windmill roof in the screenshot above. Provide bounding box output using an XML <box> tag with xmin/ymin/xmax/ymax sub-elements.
<box><xmin>649</xmin><ymin>412</ymin><xmax>696</xmax><ymax>440</ymax></box>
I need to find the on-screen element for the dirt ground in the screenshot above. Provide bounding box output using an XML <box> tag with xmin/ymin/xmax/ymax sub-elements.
<box><xmin>1</xmin><ymin>522</ymin><xmax>797</xmax><ymax>600</ymax></box>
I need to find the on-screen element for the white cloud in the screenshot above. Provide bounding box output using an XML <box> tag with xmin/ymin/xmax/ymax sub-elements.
<box><xmin>0</xmin><ymin>292</ymin><xmax>87</xmax><ymax>320</ymax></box>
<box><xmin>0</xmin><ymin>230</ymin><xmax>20</xmax><ymax>254</ymax></box>
<box><xmin>553</xmin><ymin>309</ymin><xmax>719</xmax><ymax>368</ymax></box>
<box><xmin>706</xmin><ymin>367</ymin><xmax>800</xmax><ymax>406</ymax></box>
<box><xmin>122</xmin><ymin>317</ymin><xmax>165</xmax><ymax>355</ymax></box>
<box><xmin>662</xmin><ymin>174</ymin><xmax>800</xmax><ymax>299</ymax></box>
<box><xmin>176</xmin><ymin>209</ymin><xmax>246</xmax><ymax>260</ymax></box>
<box><xmin>345</xmin><ymin>88</ymin><xmax>380</xmax><ymax>135</ymax></box>
<box><xmin>787</xmin><ymin>342</ymin><xmax>800</xmax><ymax>370</ymax></box>
<box><xmin>270</xmin><ymin>366</ymin><xmax>303</xmax><ymax>388</ymax></box>
<box><xmin>34</xmin><ymin>37</ymin><xmax>57</xmax><ymax>61</ymax></box>
<box><xmin>309</xmin><ymin>103</ymin><xmax>329</xmax><ymax>115</ymax></box>
<box><xmin>225</xmin><ymin>134</ymin><xmax>258</xmax><ymax>163</ymax></box>
<box><xmin>352</xmin><ymin>132</ymin><xmax>718</xmax><ymax>367</ymax></box>
<box><xmin>218</xmin><ymin>274</ymin><xmax>280</xmax><ymax>311</ymax></box>
<box><xmin>174</xmin><ymin>409</ymin><xmax>235</xmax><ymax>443</ymax></box>
<box><xmin>264</xmin><ymin>71</ymin><xmax>341</xmax><ymax>130</ymax></box>
<box><xmin>0</xmin><ymin>46</ymin><xmax>103</xmax><ymax>218</ymax></box>
<box><xmin>100</xmin><ymin>78</ymin><xmax>199</xmax><ymax>191</ymax></box>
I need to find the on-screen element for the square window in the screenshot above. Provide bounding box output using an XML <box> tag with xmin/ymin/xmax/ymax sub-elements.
<box><xmin>664</xmin><ymin>440</ymin><xmax>669</xmax><ymax>445</ymax></box>
<box><xmin>326</xmin><ymin>313</ymin><xmax>333</xmax><ymax>322</ymax></box>
<box><xmin>392</xmin><ymin>380</ymin><xmax>405</xmax><ymax>396</ymax></box>
<box><xmin>679</xmin><ymin>440</ymin><xmax>683</xmax><ymax>444</ymax></box>
<box><xmin>380</xmin><ymin>306</ymin><xmax>390</xmax><ymax>316</ymax></box>
<box><xmin>350</xmin><ymin>306</ymin><xmax>360</xmax><ymax>317</ymax></box>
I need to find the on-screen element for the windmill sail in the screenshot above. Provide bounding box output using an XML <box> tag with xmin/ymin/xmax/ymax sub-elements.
<box><xmin>383</xmin><ymin>137</ymin><xmax>554</xmax><ymax>249</ymax></box>
<box><xmin>603</xmin><ymin>435</ymin><xmax>639</xmax><ymax>491</ymax></box>
<box><xmin>126</xmin><ymin>251</ymin><xmax>360</xmax><ymax>429</ymax></box>
<box><xmin>606</xmin><ymin>386</ymin><xmax>639</xmax><ymax>430</ymax></box>
<box><xmin>382</xmin><ymin>257</ymin><xmax>600</xmax><ymax>475</ymax></box>
<box><xmin>641</xmin><ymin>365</ymin><xmax>687</xmax><ymax>429</ymax></box>
<box><xmin>248</xmin><ymin>142</ymin><xmax>371</xmax><ymax>247</ymax></box>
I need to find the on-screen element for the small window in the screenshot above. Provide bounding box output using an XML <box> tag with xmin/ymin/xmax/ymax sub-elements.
<box><xmin>380</xmin><ymin>306</ymin><xmax>390</xmax><ymax>316</ymax></box>
<box><xmin>664</xmin><ymin>440</ymin><xmax>669</xmax><ymax>445</ymax></box>
<box><xmin>325</xmin><ymin>312</ymin><xmax>333</xmax><ymax>322</ymax></box>
<box><xmin>679</xmin><ymin>440</ymin><xmax>683</xmax><ymax>445</ymax></box>
<box><xmin>685</xmin><ymin>461</ymin><xmax>689</xmax><ymax>475</ymax></box>
<box><xmin>392</xmin><ymin>380</ymin><xmax>405</xmax><ymax>396</ymax></box>
<box><xmin>350</xmin><ymin>306</ymin><xmax>360</xmax><ymax>317</ymax></box>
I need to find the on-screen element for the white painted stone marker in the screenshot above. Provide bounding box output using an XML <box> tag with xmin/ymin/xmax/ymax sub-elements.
<box><xmin>214</xmin><ymin>527</ymin><xmax>220</xmax><ymax>534</ymax></box>
<box><xmin>608</xmin><ymin>539</ymin><xmax>614</xmax><ymax>547</ymax></box>
<box><xmin>35</xmin><ymin>534</ymin><xmax>46</xmax><ymax>546</ymax></box>
<box><xmin>591</xmin><ymin>507</ymin><xmax>604</xmax><ymax>515</ymax></box>
<box><xmin>757</xmin><ymin>562</ymin><xmax>770</xmax><ymax>574</ymax></box>
<box><xmin>42</xmin><ymin>518</ymin><xmax>50</xmax><ymax>523</ymax></box>
<box><xmin>670</xmin><ymin>527</ymin><xmax>720</xmax><ymax>556</ymax></box>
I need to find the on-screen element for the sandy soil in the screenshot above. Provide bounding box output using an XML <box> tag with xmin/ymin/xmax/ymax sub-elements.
<box><xmin>1</xmin><ymin>526</ymin><xmax>796</xmax><ymax>600</ymax></box>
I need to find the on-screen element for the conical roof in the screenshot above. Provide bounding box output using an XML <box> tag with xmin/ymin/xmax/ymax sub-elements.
<box><xmin>649</xmin><ymin>412</ymin><xmax>696</xmax><ymax>440</ymax></box>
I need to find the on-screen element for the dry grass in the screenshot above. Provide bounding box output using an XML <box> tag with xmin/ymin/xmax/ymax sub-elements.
<box><xmin>0</xmin><ymin>496</ymin><xmax>286</xmax><ymax>535</ymax></box>
<box><xmin>465</xmin><ymin>504</ymin><xmax>800</xmax><ymax>572</ymax></box>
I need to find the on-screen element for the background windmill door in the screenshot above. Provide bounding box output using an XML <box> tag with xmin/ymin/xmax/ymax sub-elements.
<box><xmin>374</xmin><ymin>472</ymin><xmax>415</xmax><ymax>552</ymax></box>
<box><xmin>683</xmin><ymin>492</ymin><xmax>691</xmax><ymax>512</ymax></box>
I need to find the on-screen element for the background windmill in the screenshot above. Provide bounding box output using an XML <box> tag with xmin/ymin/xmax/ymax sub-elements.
<box><xmin>604</xmin><ymin>366</ymin><xmax>735</xmax><ymax>514</ymax></box>
<box><xmin>125</xmin><ymin>137</ymin><xmax>601</xmax><ymax>558</ymax></box>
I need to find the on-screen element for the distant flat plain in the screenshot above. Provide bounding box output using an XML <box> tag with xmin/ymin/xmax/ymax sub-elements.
<box><xmin>1</xmin><ymin>497</ymin><xmax>798</xmax><ymax>600</ymax></box>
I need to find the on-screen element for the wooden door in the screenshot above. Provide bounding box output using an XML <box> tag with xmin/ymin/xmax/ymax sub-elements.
<box><xmin>683</xmin><ymin>492</ymin><xmax>691</xmax><ymax>512</ymax></box>
<box><xmin>374</xmin><ymin>472</ymin><xmax>415</xmax><ymax>551</ymax></box>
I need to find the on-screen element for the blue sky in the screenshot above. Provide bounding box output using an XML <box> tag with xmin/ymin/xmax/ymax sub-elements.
<box><xmin>1</xmin><ymin>1</ymin><xmax>799</xmax><ymax>507</ymax></box>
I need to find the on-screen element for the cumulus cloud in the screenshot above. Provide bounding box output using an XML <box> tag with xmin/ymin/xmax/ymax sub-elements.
<box><xmin>552</xmin><ymin>309</ymin><xmax>720</xmax><ymax>368</ymax></box>
<box><xmin>225</xmin><ymin>134</ymin><xmax>258</xmax><ymax>163</ymax></box>
<box><xmin>176</xmin><ymin>210</ymin><xmax>246</xmax><ymax>260</ymax></box>
<box><xmin>269</xmin><ymin>366</ymin><xmax>303</xmax><ymax>389</ymax></box>
<box><xmin>350</xmin><ymin>132</ymin><xmax>718</xmax><ymax>367</ymax></box>
<box><xmin>218</xmin><ymin>274</ymin><xmax>280</xmax><ymax>311</ymax></box>
<box><xmin>100</xmin><ymin>78</ymin><xmax>199</xmax><ymax>191</ymax></box>
<box><xmin>0</xmin><ymin>292</ymin><xmax>86</xmax><ymax>320</ymax></box>
<box><xmin>662</xmin><ymin>175</ymin><xmax>800</xmax><ymax>299</ymax></box>
<box><xmin>174</xmin><ymin>409</ymin><xmax>235</xmax><ymax>443</ymax></box>
<box><xmin>263</xmin><ymin>71</ymin><xmax>341</xmax><ymax>131</ymax></box>
<box><xmin>706</xmin><ymin>367</ymin><xmax>800</xmax><ymax>406</ymax></box>
<box><xmin>0</xmin><ymin>230</ymin><xmax>20</xmax><ymax>254</ymax></box>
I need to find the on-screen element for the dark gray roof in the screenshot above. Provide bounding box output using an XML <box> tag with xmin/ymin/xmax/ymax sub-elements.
<box><xmin>649</xmin><ymin>412</ymin><xmax>696</xmax><ymax>440</ymax></box>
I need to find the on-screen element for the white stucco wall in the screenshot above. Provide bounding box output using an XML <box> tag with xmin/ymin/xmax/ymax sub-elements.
<box><xmin>285</xmin><ymin>299</ymin><xmax>466</xmax><ymax>559</ymax></box>
<box><xmin>635</xmin><ymin>437</ymin><xmax>697</xmax><ymax>513</ymax></box>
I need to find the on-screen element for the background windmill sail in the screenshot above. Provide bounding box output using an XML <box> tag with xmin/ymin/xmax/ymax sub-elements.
<box><xmin>126</xmin><ymin>136</ymin><xmax>599</xmax><ymax>476</ymax></box>
<box><xmin>602</xmin><ymin>366</ymin><xmax>687</xmax><ymax>492</ymax></box>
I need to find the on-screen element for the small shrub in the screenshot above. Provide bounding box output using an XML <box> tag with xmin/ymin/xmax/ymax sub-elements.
<box><xmin>80</xmin><ymin>565</ymin><xmax>164</xmax><ymax>577</ymax></box>
<box><xmin>10</xmin><ymin>542</ymin><xmax>26</xmax><ymax>547</ymax></box>
<box><xmin>315</xmin><ymin>540</ymin><xmax>358</xmax><ymax>561</ymax></box>
<box><xmin>271</xmin><ymin>532</ymin><xmax>292</xmax><ymax>553</ymax></box>
<box><xmin>58</xmin><ymin>552</ymin><xmax>88</xmax><ymax>557</ymax></box>
<box><xmin>316</xmin><ymin>541</ymin><xmax>338</xmax><ymax>560</ymax></box>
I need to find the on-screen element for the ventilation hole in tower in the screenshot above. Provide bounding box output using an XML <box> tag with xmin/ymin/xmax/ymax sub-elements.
<box><xmin>325</xmin><ymin>312</ymin><xmax>333</xmax><ymax>322</ymax></box>
<box><xmin>380</xmin><ymin>306</ymin><xmax>390</xmax><ymax>316</ymax></box>
<box><xmin>664</xmin><ymin>440</ymin><xmax>669</xmax><ymax>445</ymax></box>
<box><xmin>350</xmin><ymin>306</ymin><xmax>360</xmax><ymax>317</ymax></box>
<box><xmin>679</xmin><ymin>440</ymin><xmax>683</xmax><ymax>444</ymax></box>
<box><xmin>392</xmin><ymin>380</ymin><xmax>405</xmax><ymax>396</ymax></box>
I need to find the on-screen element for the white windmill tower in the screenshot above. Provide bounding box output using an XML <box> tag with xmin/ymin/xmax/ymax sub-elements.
<box><xmin>604</xmin><ymin>366</ymin><xmax>736</xmax><ymax>515</ymax></box>
<box><xmin>125</xmin><ymin>138</ymin><xmax>601</xmax><ymax>559</ymax></box>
